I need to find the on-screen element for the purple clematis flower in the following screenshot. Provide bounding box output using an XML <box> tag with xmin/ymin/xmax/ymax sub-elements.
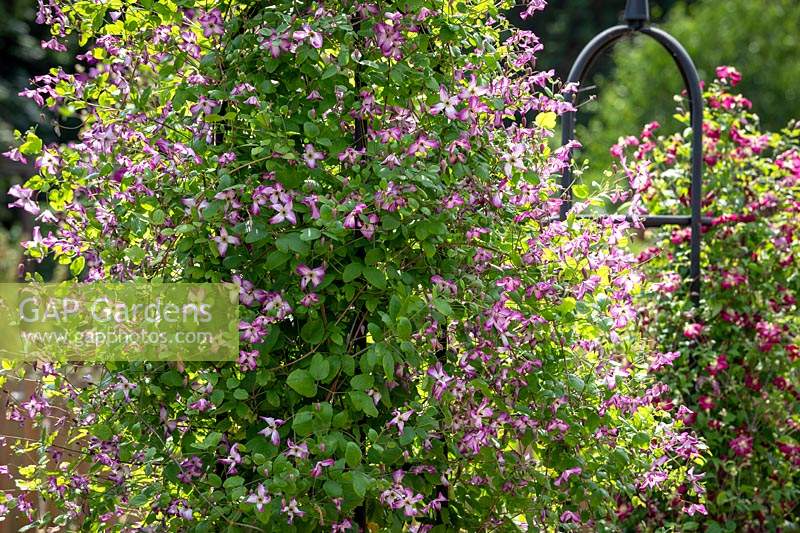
<box><xmin>8</xmin><ymin>185</ymin><xmax>40</xmax><ymax>215</ymax></box>
<box><xmin>213</xmin><ymin>227</ymin><xmax>240</xmax><ymax>257</ymax></box>
<box><xmin>296</xmin><ymin>264</ymin><xmax>325</xmax><ymax>290</ymax></box>
<box><xmin>258</xmin><ymin>417</ymin><xmax>285</xmax><ymax>446</ymax></box>
<box><xmin>246</xmin><ymin>484</ymin><xmax>271</xmax><ymax>512</ymax></box>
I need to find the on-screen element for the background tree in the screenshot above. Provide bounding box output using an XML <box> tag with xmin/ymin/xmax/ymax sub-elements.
<box><xmin>577</xmin><ymin>0</ymin><xmax>800</xmax><ymax>178</ymax></box>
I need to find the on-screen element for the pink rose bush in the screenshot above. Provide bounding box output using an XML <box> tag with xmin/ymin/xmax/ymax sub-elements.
<box><xmin>613</xmin><ymin>68</ymin><xmax>800</xmax><ymax>529</ymax></box>
<box><xmin>1</xmin><ymin>0</ymin><xmax>702</xmax><ymax>530</ymax></box>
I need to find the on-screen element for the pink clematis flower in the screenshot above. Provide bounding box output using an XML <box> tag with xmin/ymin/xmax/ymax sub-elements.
<box><xmin>698</xmin><ymin>395</ymin><xmax>715</xmax><ymax>411</ymax></box>
<box><xmin>8</xmin><ymin>185</ymin><xmax>40</xmax><ymax>215</ymax></box>
<box><xmin>715</xmin><ymin>66</ymin><xmax>741</xmax><ymax>86</ymax></box>
<box><xmin>299</xmin><ymin>293</ymin><xmax>319</xmax><ymax>307</ymax></box>
<box><xmin>238</xmin><ymin>349</ymin><xmax>259</xmax><ymax>371</ymax></box>
<box><xmin>427</xmin><ymin>362</ymin><xmax>453</xmax><ymax>400</ymax></box>
<box><xmin>260</xmin><ymin>30</ymin><xmax>290</xmax><ymax>58</ymax></box>
<box><xmin>213</xmin><ymin>227</ymin><xmax>240</xmax><ymax>256</ymax></box>
<box><xmin>302</xmin><ymin>195</ymin><xmax>320</xmax><ymax>219</ymax></box>
<box><xmin>303</xmin><ymin>144</ymin><xmax>325</xmax><ymax>168</ymax></box>
<box><xmin>730</xmin><ymin>433</ymin><xmax>753</xmax><ymax>457</ymax></box>
<box><xmin>649</xmin><ymin>351</ymin><xmax>681</xmax><ymax>372</ymax></box>
<box><xmin>295</xmin><ymin>264</ymin><xmax>325</xmax><ymax>290</ymax></box>
<box><xmin>407</xmin><ymin>134</ymin><xmax>439</xmax><ymax>157</ymax></box>
<box><xmin>281</xmin><ymin>497</ymin><xmax>305</xmax><ymax>524</ymax></box>
<box><xmin>285</xmin><ymin>440</ymin><xmax>309</xmax><ymax>460</ymax></box>
<box><xmin>198</xmin><ymin>8</ymin><xmax>224</xmax><ymax>37</ymax></box>
<box><xmin>683</xmin><ymin>323</ymin><xmax>704</xmax><ymax>339</ymax></box>
<box><xmin>554</xmin><ymin>467</ymin><xmax>582</xmax><ymax>487</ymax></box>
<box><xmin>246</xmin><ymin>484</ymin><xmax>271</xmax><ymax>512</ymax></box>
<box><xmin>218</xmin><ymin>443</ymin><xmax>241</xmax><ymax>475</ymax></box>
<box><xmin>269</xmin><ymin>199</ymin><xmax>297</xmax><ymax>225</ymax></box>
<box><xmin>683</xmin><ymin>503</ymin><xmax>708</xmax><ymax>516</ymax></box>
<box><xmin>388</xmin><ymin>408</ymin><xmax>414</xmax><ymax>434</ymax></box>
<box><xmin>190</xmin><ymin>96</ymin><xmax>219</xmax><ymax>116</ymax></box>
<box><xmin>430</xmin><ymin>85</ymin><xmax>466</xmax><ymax>120</ymax></box>
<box><xmin>258</xmin><ymin>417</ymin><xmax>285</xmax><ymax>446</ymax></box>
<box><xmin>310</xmin><ymin>458</ymin><xmax>335</xmax><ymax>478</ymax></box>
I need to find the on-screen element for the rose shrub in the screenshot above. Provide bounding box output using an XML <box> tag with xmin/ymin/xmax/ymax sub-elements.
<box><xmin>1</xmin><ymin>1</ymin><xmax>703</xmax><ymax>531</ymax></box>
<box><xmin>612</xmin><ymin>68</ymin><xmax>800</xmax><ymax>530</ymax></box>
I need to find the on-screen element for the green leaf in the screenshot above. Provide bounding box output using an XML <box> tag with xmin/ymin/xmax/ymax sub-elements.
<box><xmin>160</xmin><ymin>370</ymin><xmax>184</xmax><ymax>387</ymax></box>
<box><xmin>233</xmin><ymin>388</ymin><xmax>249</xmax><ymax>400</ymax></box>
<box><xmin>382</xmin><ymin>350</ymin><xmax>394</xmax><ymax>379</ymax></box>
<box><xmin>567</xmin><ymin>374</ymin><xmax>585</xmax><ymax>393</ymax></box>
<box><xmin>350</xmin><ymin>374</ymin><xmax>374</xmax><ymax>390</ymax></box>
<box><xmin>351</xmin><ymin>471</ymin><xmax>369</xmax><ymax>498</ymax></box>
<box><xmin>573</xmin><ymin>184</ymin><xmax>590</xmax><ymax>199</ymax></box>
<box><xmin>244</xmin><ymin>223</ymin><xmax>267</xmax><ymax>244</ymax></box>
<box><xmin>399</xmin><ymin>426</ymin><xmax>415</xmax><ymax>446</ymax></box>
<box><xmin>70</xmin><ymin>256</ymin><xmax>86</xmax><ymax>277</ymax></box>
<box><xmin>310</xmin><ymin>354</ymin><xmax>330</xmax><ymax>381</ymax></box>
<box><xmin>632</xmin><ymin>431</ymin><xmax>650</xmax><ymax>448</ymax></box>
<box><xmin>222</xmin><ymin>476</ymin><xmax>244</xmax><ymax>489</ymax></box>
<box><xmin>19</xmin><ymin>131</ymin><xmax>43</xmax><ymax>156</ymax></box>
<box><xmin>276</xmin><ymin>233</ymin><xmax>308</xmax><ymax>253</ymax></box>
<box><xmin>93</xmin><ymin>424</ymin><xmax>113</xmax><ymax>441</ymax></box>
<box><xmin>287</xmin><ymin>369</ymin><xmax>317</xmax><ymax>397</ymax></box>
<box><xmin>292</xmin><ymin>411</ymin><xmax>315</xmax><ymax>436</ymax></box>
<box><xmin>535</xmin><ymin>111</ymin><xmax>557</xmax><ymax>130</ymax></box>
<box><xmin>151</xmin><ymin>209</ymin><xmax>166</xmax><ymax>224</ymax></box>
<box><xmin>301</xmin><ymin>319</ymin><xmax>325</xmax><ymax>345</ymax></box>
<box><xmin>433</xmin><ymin>298</ymin><xmax>453</xmax><ymax>316</ymax></box>
<box><xmin>299</xmin><ymin>227</ymin><xmax>321</xmax><ymax>241</ymax></box>
<box><xmin>323</xmin><ymin>480</ymin><xmax>343</xmax><ymax>497</ymax></box>
<box><xmin>265</xmin><ymin>250</ymin><xmax>290</xmax><ymax>269</ymax></box>
<box><xmin>558</xmin><ymin>297</ymin><xmax>577</xmax><ymax>314</ymax></box>
<box><xmin>342</xmin><ymin>262</ymin><xmax>363</xmax><ymax>282</ymax></box>
<box><xmin>303</xmin><ymin>122</ymin><xmax>320</xmax><ymax>138</ymax></box>
<box><xmin>363</xmin><ymin>266</ymin><xmax>386</xmax><ymax>289</ymax></box>
<box><xmin>129</xmin><ymin>492</ymin><xmax>151</xmax><ymax>507</ymax></box>
<box><xmin>396</xmin><ymin>317</ymin><xmax>412</xmax><ymax>340</ymax></box>
<box><xmin>125</xmin><ymin>246</ymin><xmax>146</xmax><ymax>263</ymax></box>
<box><xmin>194</xmin><ymin>431</ymin><xmax>222</xmax><ymax>450</ymax></box>
<box><xmin>321</xmin><ymin>64</ymin><xmax>338</xmax><ymax>79</ymax></box>
<box><xmin>349</xmin><ymin>390</ymin><xmax>378</xmax><ymax>417</ymax></box>
<box><xmin>345</xmin><ymin>442</ymin><xmax>362</xmax><ymax>468</ymax></box>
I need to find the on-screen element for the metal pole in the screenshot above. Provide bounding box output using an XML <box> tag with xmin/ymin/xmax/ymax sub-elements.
<box><xmin>560</xmin><ymin>0</ymin><xmax>704</xmax><ymax>304</ymax></box>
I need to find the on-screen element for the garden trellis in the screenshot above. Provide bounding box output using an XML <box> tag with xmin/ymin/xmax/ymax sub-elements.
<box><xmin>560</xmin><ymin>0</ymin><xmax>706</xmax><ymax>303</ymax></box>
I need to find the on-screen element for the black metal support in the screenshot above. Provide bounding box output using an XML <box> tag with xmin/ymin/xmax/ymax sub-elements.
<box><xmin>624</xmin><ymin>0</ymin><xmax>650</xmax><ymax>28</ymax></box>
<box><xmin>559</xmin><ymin>214</ymin><xmax>713</xmax><ymax>228</ymax></box>
<box><xmin>560</xmin><ymin>0</ymin><xmax>704</xmax><ymax>304</ymax></box>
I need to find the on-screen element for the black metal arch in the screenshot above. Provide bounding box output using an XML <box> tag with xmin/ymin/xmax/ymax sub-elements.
<box><xmin>560</xmin><ymin>0</ymin><xmax>704</xmax><ymax>304</ymax></box>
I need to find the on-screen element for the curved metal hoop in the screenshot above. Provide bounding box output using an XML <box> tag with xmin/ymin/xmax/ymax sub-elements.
<box><xmin>560</xmin><ymin>23</ymin><xmax>704</xmax><ymax>303</ymax></box>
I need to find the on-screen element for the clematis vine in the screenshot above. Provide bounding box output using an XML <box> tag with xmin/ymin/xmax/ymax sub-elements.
<box><xmin>1</xmin><ymin>0</ymin><xmax>703</xmax><ymax>530</ymax></box>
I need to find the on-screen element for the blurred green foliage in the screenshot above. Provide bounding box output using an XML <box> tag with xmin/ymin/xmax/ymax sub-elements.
<box><xmin>577</xmin><ymin>0</ymin><xmax>800</xmax><ymax>177</ymax></box>
<box><xmin>509</xmin><ymin>0</ymin><xmax>685</xmax><ymax>79</ymax></box>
